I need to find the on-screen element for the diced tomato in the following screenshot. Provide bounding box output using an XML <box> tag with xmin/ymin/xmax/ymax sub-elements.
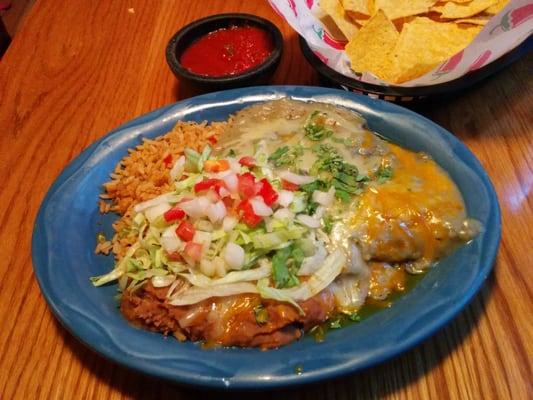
<box><xmin>167</xmin><ymin>251</ymin><xmax>184</xmax><ymax>262</ymax></box>
<box><xmin>238</xmin><ymin>172</ymin><xmax>258</xmax><ymax>199</ymax></box>
<box><xmin>237</xmin><ymin>199</ymin><xmax>263</xmax><ymax>227</ymax></box>
<box><xmin>184</xmin><ymin>242</ymin><xmax>203</xmax><ymax>262</ymax></box>
<box><xmin>176</xmin><ymin>220</ymin><xmax>196</xmax><ymax>242</ymax></box>
<box><xmin>207</xmin><ymin>136</ymin><xmax>218</xmax><ymax>145</ymax></box>
<box><xmin>258</xmin><ymin>178</ymin><xmax>278</xmax><ymax>206</ymax></box>
<box><xmin>203</xmin><ymin>159</ymin><xmax>230</xmax><ymax>172</ymax></box>
<box><xmin>163</xmin><ymin>206</ymin><xmax>185</xmax><ymax>222</ymax></box>
<box><xmin>281</xmin><ymin>179</ymin><xmax>299</xmax><ymax>191</ymax></box>
<box><xmin>163</xmin><ymin>154</ymin><xmax>173</xmax><ymax>167</ymax></box>
<box><xmin>238</xmin><ymin>156</ymin><xmax>256</xmax><ymax>168</ymax></box>
<box><xmin>194</xmin><ymin>178</ymin><xmax>226</xmax><ymax>193</ymax></box>
<box><xmin>222</xmin><ymin>196</ymin><xmax>234</xmax><ymax>210</ymax></box>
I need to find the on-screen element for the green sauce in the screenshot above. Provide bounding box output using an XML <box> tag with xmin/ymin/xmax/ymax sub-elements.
<box><xmin>308</xmin><ymin>271</ymin><xmax>427</xmax><ymax>342</ymax></box>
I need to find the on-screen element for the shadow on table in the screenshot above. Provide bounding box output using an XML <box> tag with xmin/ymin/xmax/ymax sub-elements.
<box><xmin>55</xmin><ymin>271</ymin><xmax>495</xmax><ymax>399</ymax></box>
<box><xmin>396</xmin><ymin>51</ymin><xmax>532</xmax><ymax>140</ymax></box>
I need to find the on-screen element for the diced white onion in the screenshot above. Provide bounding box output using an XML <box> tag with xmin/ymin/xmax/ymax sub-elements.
<box><xmin>133</xmin><ymin>193</ymin><xmax>178</xmax><ymax>213</ymax></box>
<box><xmin>205</xmin><ymin>189</ymin><xmax>219</xmax><ymax>203</ymax></box>
<box><xmin>312</xmin><ymin>187</ymin><xmax>335</xmax><ymax>207</ymax></box>
<box><xmin>169</xmin><ymin>155</ymin><xmax>185</xmax><ymax>181</ymax></box>
<box><xmin>161</xmin><ymin>225</ymin><xmax>182</xmax><ymax>253</ymax></box>
<box><xmin>206</xmin><ymin>200</ymin><xmax>226</xmax><ymax>223</ymax></box>
<box><xmin>273</xmin><ymin>208</ymin><xmax>294</xmax><ymax>220</ymax></box>
<box><xmin>193</xmin><ymin>231</ymin><xmax>212</xmax><ymax>252</ymax></box>
<box><xmin>222</xmin><ymin>242</ymin><xmax>245</xmax><ymax>270</ymax></box>
<box><xmin>180</xmin><ymin>197</ymin><xmax>210</xmax><ymax>218</ymax></box>
<box><xmin>211</xmin><ymin>169</ymin><xmax>233</xmax><ymax>178</ymax></box>
<box><xmin>296</xmin><ymin>214</ymin><xmax>321</xmax><ymax>228</ymax></box>
<box><xmin>277</xmin><ymin>190</ymin><xmax>294</xmax><ymax>207</ymax></box>
<box><xmin>250</xmin><ymin>196</ymin><xmax>273</xmax><ymax>216</ymax></box>
<box><xmin>221</xmin><ymin>172</ymin><xmax>238</xmax><ymax>193</ymax></box>
<box><xmin>314</xmin><ymin>206</ymin><xmax>326</xmax><ymax>220</ymax></box>
<box><xmin>228</xmin><ymin>158</ymin><xmax>241</xmax><ymax>173</ymax></box>
<box><xmin>280</xmin><ymin>171</ymin><xmax>315</xmax><ymax>185</ymax></box>
<box><xmin>213</xmin><ymin>257</ymin><xmax>228</xmax><ymax>277</ymax></box>
<box><xmin>218</xmin><ymin>187</ymin><xmax>230</xmax><ymax>198</ymax></box>
<box><xmin>144</xmin><ymin>203</ymin><xmax>172</xmax><ymax>223</ymax></box>
<box><xmin>222</xmin><ymin>216</ymin><xmax>238</xmax><ymax>232</ymax></box>
<box><xmin>200</xmin><ymin>259</ymin><xmax>216</xmax><ymax>277</ymax></box>
<box><xmin>179</xmin><ymin>262</ymin><xmax>270</xmax><ymax>288</ymax></box>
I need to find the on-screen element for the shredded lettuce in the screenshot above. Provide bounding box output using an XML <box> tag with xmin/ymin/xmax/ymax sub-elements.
<box><xmin>255</xmin><ymin>250</ymin><xmax>346</xmax><ymax>315</ymax></box>
<box><xmin>257</xmin><ymin>279</ymin><xmax>305</xmax><ymax>315</ymax></box>
<box><xmin>91</xmin><ymin>243</ymin><xmax>140</xmax><ymax>286</ymax></box>
<box><xmin>175</xmin><ymin>174</ymin><xmax>200</xmax><ymax>191</ymax></box>
<box><xmin>251</xmin><ymin>226</ymin><xmax>306</xmax><ymax>250</ymax></box>
<box><xmin>168</xmin><ymin>282</ymin><xmax>258</xmax><ymax>306</ymax></box>
<box><xmin>283</xmin><ymin>249</ymin><xmax>346</xmax><ymax>300</ymax></box>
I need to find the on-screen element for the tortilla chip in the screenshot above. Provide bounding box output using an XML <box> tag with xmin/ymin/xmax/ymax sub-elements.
<box><xmin>374</xmin><ymin>0</ymin><xmax>439</xmax><ymax>20</ymax></box>
<box><xmin>320</xmin><ymin>0</ymin><xmax>360</xmax><ymax>39</ymax></box>
<box><xmin>345</xmin><ymin>10</ymin><xmax>399</xmax><ymax>81</ymax></box>
<box><xmin>392</xmin><ymin>17</ymin><xmax>482</xmax><ymax>83</ymax></box>
<box><xmin>486</xmin><ymin>0</ymin><xmax>509</xmax><ymax>14</ymax></box>
<box><xmin>455</xmin><ymin>16</ymin><xmax>490</xmax><ymax>25</ymax></box>
<box><xmin>341</xmin><ymin>0</ymin><xmax>373</xmax><ymax>18</ymax></box>
<box><xmin>392</xmin><ymin>16</ymin><xmax>417</xmax><ymax>31</ymax></box>
<box><xmin>431</xmin><ymin>0</ymin><xmax>497</xmax><ymax>19</ymax></box>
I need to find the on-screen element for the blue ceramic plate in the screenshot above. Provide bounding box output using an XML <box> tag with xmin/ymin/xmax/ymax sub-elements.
<box><xmin>32</xmin><ymin>86</ymin><xmax>500</xmax><ymax>389</ymax></box>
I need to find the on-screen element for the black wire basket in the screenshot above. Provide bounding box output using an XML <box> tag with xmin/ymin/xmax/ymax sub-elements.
<box><xmin>299</xmin><ymin>35</ymin><xmax>532</xmax><ymax>104</ymax></box>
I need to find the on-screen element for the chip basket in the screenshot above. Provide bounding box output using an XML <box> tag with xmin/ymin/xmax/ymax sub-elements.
<box><xmin>299</xmin><ymin>35</ymin><xmax>532</xmax><ymax>104</ymax></box>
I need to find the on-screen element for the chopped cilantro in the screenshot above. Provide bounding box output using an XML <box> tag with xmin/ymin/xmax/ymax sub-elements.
<box><xmin>304</xmin><ymin>111</ymin><xmax>333</xmax><ymax>141</ymax></box>
<box><xmin>311</xmin><ymin>144</ymin><xmax>343</xmax><ymax>174</ymax></box>
<box><xmin>376</xmin><ymin>165</ymin><xmax>393</xmax><ymax>183</ymax></box>
<box><xmin>348</xmin><ymin>312</ymin><xmax>361</xmax><ymax>322</ymax></box>
<box><xmin>332</xmin><ymin>137</ymin><xmax>357</xmax><ymax>147</ymax></box>
<box><xmin>300</xmin><ymin>179</ymin><xmax>329</xmax><ymax>194</ymax></box>
<box><xmin>254</xmin><ymin>305</ymin><xmax>269</xmax><ymax>325</ymax></box>
<box><xmin>268</xmin><ymin>146</ymin><xmax>289</xmax><ymax>162</ymax></box>
<box><xmin>332</xmin><ymin>172</ymin><xmax>364</xmax><ymax>195</ymax></box>
<box><xmin>306</xmin><ymin>201</ymin><xmax>319</xmax><ymax>215</ymax></box>
<box><xmin>291</xmin><ymin>247</ymin><xmax>305</xmax><ymax>266</ymax></box>
<box><xmin>268</xmin><ymin>145</ymin><xmax>303</xmax><ymax>167</ymax></box>
<box><xmin>272</xmin><ymin>245</ymin><xmax>302</xmax><ymax>288</ymax></box>
<box><xmin>227</xmin><ymin>149</ymin><xmax>236</xmax><ymax>157</ymax></box>
<box><xmin>322</xmin><ymin>215</ymin><xmax>335</xmax><ymax>234</ymax></box>
<box><xmin>329</xmin><ymin>318</ymin><xmax>342</xmax><ymax>329</ymax></box>
<box><xmin>335</xmin><ymin>189</ymin><xmax>351</xmax><ymax>203</ymax></box>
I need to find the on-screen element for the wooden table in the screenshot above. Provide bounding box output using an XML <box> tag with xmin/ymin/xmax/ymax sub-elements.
<box><xmin>0</xmin><ymin>1</ymin><xmax>531</xmax><ymax>398</ymax></box>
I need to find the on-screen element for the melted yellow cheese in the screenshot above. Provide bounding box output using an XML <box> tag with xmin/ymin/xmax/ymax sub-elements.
<box><xmin>351</xmin><ymin>144</ymin><xmax>466</xmax><ymax>264</ymax></box>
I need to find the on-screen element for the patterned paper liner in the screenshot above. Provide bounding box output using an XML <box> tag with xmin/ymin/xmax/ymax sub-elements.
<box><xmin>269</xmin><ymin>0</ymin><xmax>533</xmax><ymax>87</ymax></box>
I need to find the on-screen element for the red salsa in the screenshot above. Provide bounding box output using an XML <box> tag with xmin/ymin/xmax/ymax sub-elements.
<box><xmin>180</xmin><ymin>25</ymin><xmax>274</xmax><ymax>77</ymax></box>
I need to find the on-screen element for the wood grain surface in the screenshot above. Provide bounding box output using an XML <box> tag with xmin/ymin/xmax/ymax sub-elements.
<box><xmin>0</xmin><ymin>1</ymin><xmax>531</xmax><ymax>399</ymax></box>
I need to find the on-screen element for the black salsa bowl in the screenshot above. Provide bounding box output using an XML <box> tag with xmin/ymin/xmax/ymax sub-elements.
<box><xmin>166</xmin><ymin>13</ymin><xmax>283</xmax><ymax>91</ymax></box>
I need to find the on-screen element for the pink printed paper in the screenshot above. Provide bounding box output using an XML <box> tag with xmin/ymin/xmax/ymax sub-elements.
<box><xmin>269</xmin><ymin>0</ymin><xmax>533</xmax><ymax>87</ymax></box>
